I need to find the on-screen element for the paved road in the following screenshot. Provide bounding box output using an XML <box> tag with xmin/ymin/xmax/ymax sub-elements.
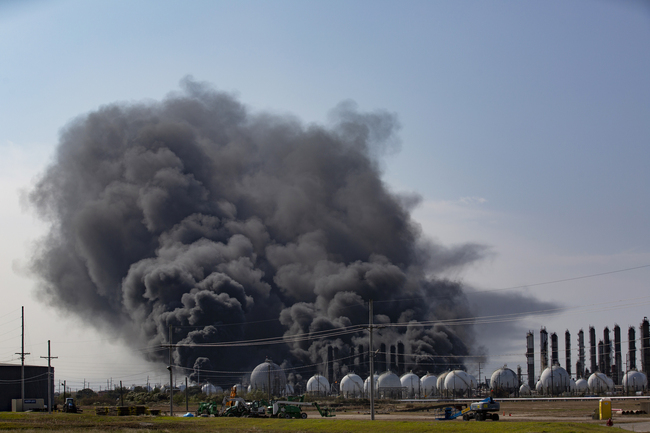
<box><xmin>618</xmin><ymin>421</ymin><xmax>650</xmax><ymax>432</ymax></box>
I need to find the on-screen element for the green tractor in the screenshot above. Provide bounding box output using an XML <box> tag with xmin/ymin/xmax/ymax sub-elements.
<box><xmin>196</xmin><ymin>401</ymin><xmax>219</xmax><ymax>417</ymax></box>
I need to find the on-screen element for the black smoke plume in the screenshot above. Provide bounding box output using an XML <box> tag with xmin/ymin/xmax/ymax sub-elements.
<box><xmin>29</xmin><ymin>78</ymin><xmax>490</xmax><ymax>385</ymax></box>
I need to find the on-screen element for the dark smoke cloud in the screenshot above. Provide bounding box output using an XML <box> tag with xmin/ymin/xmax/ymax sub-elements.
<box><xmin>29</xmin><ymin>78</ymin><xmax>492</xmax><ymax>384</ymax></box>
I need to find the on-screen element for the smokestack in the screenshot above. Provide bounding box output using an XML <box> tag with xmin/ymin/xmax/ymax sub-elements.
<box><xmin>578</xmin><ymin>329</ymin><xmax>585</xmax><ymax>378</ymax></box>
<box><xmin>333</xmin><ymin>347</ymin><xmax>340</xmax><ymax>383</ymax></box>
<box><xmin>397</xmin><ymin>342</ymin><xmax>405</xmax><ymax>375</ymax></box>
<box><xmin>551</xmin><ymin>332</ymin><xmax>559</xmax><ymax>366</ymax></box>
<box><xmin>526</xmin><ymin>331</ymin><xmax>535</xmax><ymax>388</ymax></box>
<box><xmin>614</xmin><ymin>325</ymin><xmax>622</xmax><ymax>385</ymax></box>
<box><xmin>629</xmin><ymin>326</ymin><xmax>637</xmax><ymax>371</ymax></box>
<box><xmin>604</xmin><ymin>327</ymin><xmax>611</xmax><ymax>376</ymax></box>
<box><xmin>565</xmin><ymin>330</ymin><xmax>571</xmax><ymax>377</ymax></box>
<box><xmin>27</xmin><ymin>79</ymin><xmax>490</xmax><ymax>380</ymax></box>
<box><xmin>390</xmin><ymin>345</ymin><xmax>396</xmax><ymax>372</ymax></box>
<box><xmin>641</xmin><ymin>317</ymin><xmax>650</xmax><ymax>376</ymax></box>
<box><xmin>327</xmin><ymin>346</ymin><xmax>334</xmax><ymax>384</ymax></box>
<box><xmin>590</xmin><ymin>326</ymin><xmax>597</xmax><ymax>374</ymax></box>
<box><xmin>540</xmin><ymin>327</ymin><xmax>548</xmax><ymax>374</ymax></box>
<box><xmin>598</xmin><ymin>340</ymin><xmax>604</xmax><ymax>373</ymax></box>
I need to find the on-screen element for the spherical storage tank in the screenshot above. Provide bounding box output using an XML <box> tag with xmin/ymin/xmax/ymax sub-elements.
<box><xmin>490</xmin><ymin>366</ymin><xmax>518</xmax><ymax>392</ymax></box>
<box><xmin>306</xmin><ymin>374</ymin><xmax>330</xmax><ymax>395</ymax></box>
<box><xmin>575</xmin><ymin>378</ymin><xmax>588</xmax><ymax>394</ymax></box>
<box><xmin>538</xmin><ymin>366</ymin><xmax>571</xmax><ymax>395</ymax></box>
<box><xmin>400</xmin><ymin>371</ymin><xmax>421</xmax><ymax>398</ymax></box>
<box><xmin>437</xmin><ymin>371</ymin><xmax>450</xmax><ymax>391</ymax></box>
<box><xmin>340</xmin><ymin>373</ymin><xmax>363</xmax><ymax>397</ymax></box>
<box><xmin>202</xmin><ymin>383</ymin><xmax>223</xmax><ymax>395</ymax></box>
<box><xmin>519</xmin><ymin>383</ymin><xmax>531</xmax><ymax>396</ymax></box>
<box><xmin>623</xmin><ymin>370</ymin><xmax>647</xmax><ymax>392</ymax></box>
<box><xmin>588</xmin><ymin>372</ymin><xmax>614</xmax><ymax>393</ymax></box>
<box><xmin>420</xmin><ymin>373</ymin><xmax>437</xmax><ymax>398</ymax></box>
<box><xmin>443</xmin><ymin>370</ymin><xmax>475</xmax><ymax>394</ymax></box>
<box><xmin>363</xmin><ymin>374</ymin><xmax>379</xmax><ymax>396</ymax></box>
<box><xmin>377</xmin><ymin>371</ymin><xmax>402</xmax><ymax>399</ymax></box>
<box><xmin>249</xmin><ymin>360</ymin><xmax>287</xmax><ymax>395</ymax></box>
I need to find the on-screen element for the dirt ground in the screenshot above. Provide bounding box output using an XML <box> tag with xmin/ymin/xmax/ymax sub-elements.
<box><xmin>317</xmin><ymin>399</ymin><xmax>648</xmax><ymax>426</ymax></box>
<box><xmin>140</xmin><ymin>398</ymin><xmax>650</xmax><ymax>425</ymax></box>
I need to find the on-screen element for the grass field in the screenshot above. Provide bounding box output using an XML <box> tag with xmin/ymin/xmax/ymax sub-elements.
<box><xmin>0</xmin><ymin>412</ymin><xmax>617</xmax><ymax>433</ymax></box>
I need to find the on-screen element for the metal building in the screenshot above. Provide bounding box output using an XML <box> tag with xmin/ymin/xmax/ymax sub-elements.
<box><xmin>0</xmin><ymin>364</ymin><xmax>52</xmax><ymax>412</ymax></box>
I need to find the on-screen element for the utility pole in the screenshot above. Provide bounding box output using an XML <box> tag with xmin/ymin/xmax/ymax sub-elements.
<box><xmin>16</xmin><ymin>306</ymin><xmax>30</xmax><ymax>411</ymax></box>
<box><xmin>267</xmin><ymin>358</ymin><xmax>272</xmax><ymax>403</ymax></box>
<box><xmin>40</xmin><ymin>340</ymin><xmax>57</xmax><ymax>414</ymax></box>
<box><xmin>168</xmin><ymin>325</ymin><xmax>174</xmax><ymax>417</ymax></box>
<box><xmin>369</xmin><ymin>299</ymin><xmax>375</xmax><ymax>420</ymax></box>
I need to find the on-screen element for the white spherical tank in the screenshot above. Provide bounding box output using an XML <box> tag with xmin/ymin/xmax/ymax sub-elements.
<box><xmin>535</xmin><ymin>380</ymin><xmax>542</xmax><ymax>393</ymax></box>
<box><xmin>363</xmin><ymin>374</ymin><xmax>379</xmax><ymax>396</ymax></box>
<box><xmin>538</xmin><ymin>366</ymin><xmax>571</xmax><ymax>395</ymax></box>
<box><xmin>420</xmin><ymin>373</ymin><xmax>438</xmax><ymax>398</ymax></box>
<box><xmin>443</xmin><ymin>370</ymin><xmax>473</xmax><ymax>393</ymax></box>
<box><xmin>623</xmin><ymin>370</ymin><xmax>647</xmax><ymax>392</ymax></box>
<box><xmin>588</xmin><ymin>372</ymin><xmax>614</xmax><ymax>393</ymax></box>
<box><xmin>249</xmin><ymin>360</ymin><xmax>287</xmax><ymax>395</ymax></box>
<box><xmin>519</xmin><ymin>383</ymin><xmax>531</xmax><ymax>395</ymax></box>
<box><xmin>400</xmin><ymin>372</ymin><xmax>421</xmax><ymax>398</ymax></box>
<box><xmin>202</xmin><ymin>383</ymin><xmax>223</xmax><ymax>395</ymax></box>
<box><xmin>340</xmin><ymin>373</ymin><xmax>363</xmax><ymax>397</ymax></box>
<box><xmin>306</xmin><ymin>374</ymin><xmax>330</xmax><ymax>394</ymax></box>
<box><xmin>437</xmin><ymin>371</ymin><xmax>450</xmax><ymax>391</ymax></box>
<box><xmin>575</xmin><ymin>378</ymin><xmax>588</xmax><ymax>393</ymax></box>
<box><xmin>377</xmin><ymin>371</ymin><xmax>402</xmax><ymax>399</ymax></box>
<box><xmin>490</xmin><ymin>366</ymin><xmax>518</xmax><ymax>392</ymax></box>
<box><xmin>377</xmin><ymin>371</ymin><xmax>401</xmax><ymax>388</ymax></box>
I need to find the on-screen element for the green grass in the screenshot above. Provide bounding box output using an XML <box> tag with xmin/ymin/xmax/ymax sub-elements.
<box><xmin>0</xmin><ymin>413</ymin><xmax>616</xmax><ymax>432</ymax></box>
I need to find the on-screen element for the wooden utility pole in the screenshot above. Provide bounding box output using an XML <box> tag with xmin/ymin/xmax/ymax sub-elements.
<box><xmin>40</xmin><ymin>340</ymin><xmax>57</xmax><ymax>413</ymax></box>
<box><xmin>168</xmin><ymin>325</ymin><xmax>173</xmax><ymax>416</ymax></box>
<box><xmin>369</xmin><ymin>299</ymin><xmax>375</xmax><ymax>420</ymax></box>
<box><xmin>15</xmin><ymin>307</ymin><xmax>30</xmax><ymax>411</ymax></box>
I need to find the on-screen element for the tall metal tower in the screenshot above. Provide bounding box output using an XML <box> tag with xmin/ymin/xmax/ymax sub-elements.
<box><xmin>526</xmin><ymin>331</ymin><xmax>535</xmax><ymax>388</ymax></box>
<box><xmin>565</xmin><ymin>330</ymin><xmax>571</xmax><ymax>377</ymax></box>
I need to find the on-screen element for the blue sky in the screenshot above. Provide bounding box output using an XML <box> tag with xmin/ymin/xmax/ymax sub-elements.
<box><xmin>1</xmin><ymin>0</ymin><xmax>649</xmax><ymax>389</ymax></box>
